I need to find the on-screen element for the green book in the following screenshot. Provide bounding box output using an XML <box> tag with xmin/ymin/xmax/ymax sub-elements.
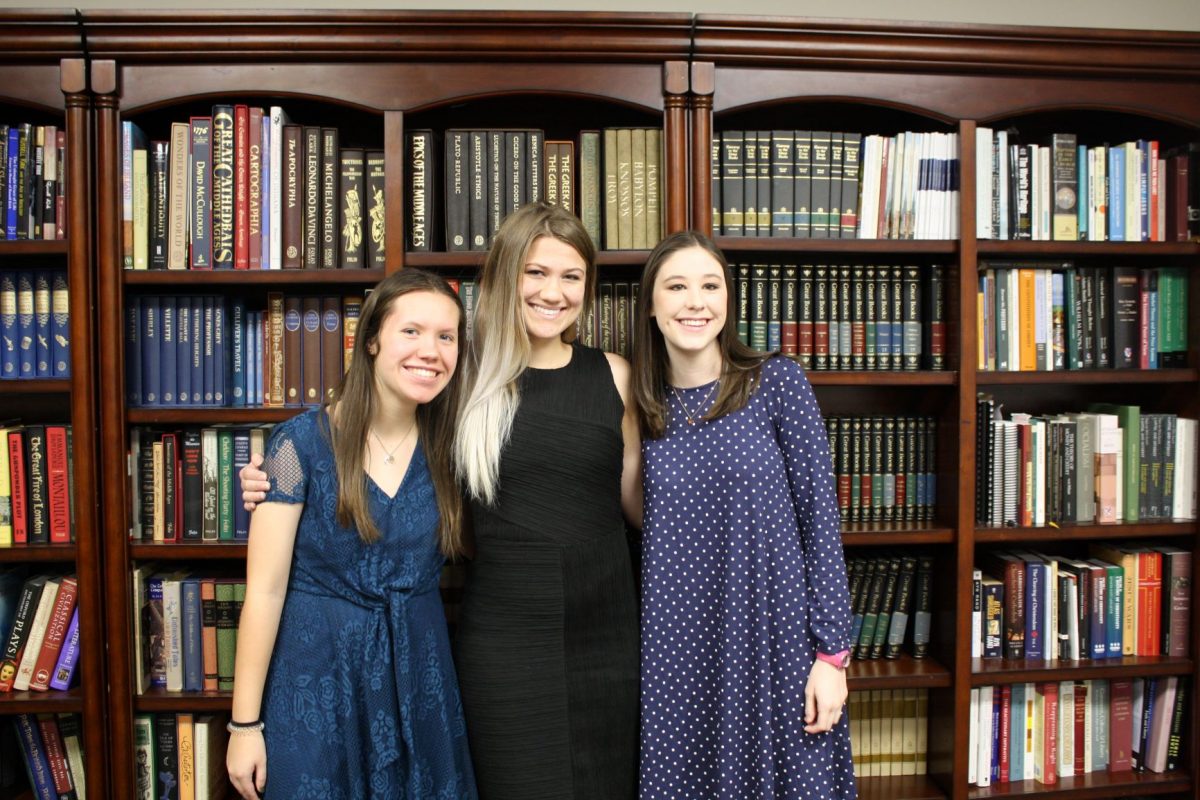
<box><xmin>218</xmin><ymin>427</ymin><xmax>234</xmax><ymax>541</ymax></box>
<box><xmin>215</xmin><ymin>581</ymin><xmax>236</xmax><ymax>691</ymax></box>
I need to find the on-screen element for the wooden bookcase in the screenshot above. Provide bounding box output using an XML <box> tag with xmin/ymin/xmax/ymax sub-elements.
<box><xmin>691</xmin><ymin>16</ymin><xmax>1200</xmax><ymax>800</ymax></box>
<box><xmin>0</xmin><ymin>10</ymin><xmax>108</xmax><ymax>798</ymax></box>
<box><xmin>83</xmin><ymin>11</ymin><xmax>691</xmax><ymax>798</ymax></box>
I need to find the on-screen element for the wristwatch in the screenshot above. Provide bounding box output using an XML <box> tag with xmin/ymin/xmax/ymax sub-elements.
<box><xmin>816</xmin><ymin>649</ymin><xmax>852</xmax><ymax>670</ymax></box>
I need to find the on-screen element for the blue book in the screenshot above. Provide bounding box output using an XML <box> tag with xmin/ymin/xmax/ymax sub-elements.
<box><xmin>125</xmin><ymin>296</ymin><xmax>142</xmax><ymax>404</ymax></box>
<box><xmin>1088</xmin><ymin>566</ymin><xmax>1108</xmax><ymax>659</ymax></box>
<box><xmin>5</xmin><ymin>127</ymin><xmax>18</xmax><ymax>239</ymax></box>
<box><xmin>1138</xmin><ymin>140</ymin><xmax>1150</xmax><ymax>242</ymax></box>
<box><xmin>32</xmin><ymin>271</ymin><xmax>50</xmax><ymax>378</ymax></box>
<box><xmin>202</xmin><ymin>296</ymin><xmax>214</xmax><ymax>405</ymax></box>
<box><xmin>190</xmin><ymin>297</ymin><xmax>203</xmax><ymax>407</ymax></box>
<box><xmin>16</xmin><ymin>271</ymin><xmax>34</xmax><ymax>378</ymax></box>
<box><xmin>1008</xmin><ymin>683</ymin><xmax>1025</xmax><ymax>781</ymax></box>
<box><xmin>1077</xmin><ymin>144</ymin><xmax>1088</xmax><ymax>239</ymax></box>
<box><xmin>176</xmin><ymin>300</ymin><xmax>191</xmax><ymax>405</ymax></box>
<box><xmin>990</xmin><ymin>690</ymin><xmax>1001</xmax><ymax>782</ymax></box>
<box><xmin>1018</xmin><ymin>553</ymin><xmax>1044</xmax><ymax>659</ymax></box>
<box><xmin>246</xmin><ymin>311</ymin><xmax>259</xmax><ymax>407</ymax></box>
<box><xmin>229</xmin><ymin>297</ymin><xmax>246</xmax><ymax>407</ymax></box>
<box><xmin>160</xmin><ymin>296</ymin><xmax>176</xmax><ymax>405</ymax></box>
<box><xmin>12</xmin><ymin>714</ymin><xmax>56</xmax><ymax>800</ymax></box>
<box><xmin>140</xmin><ymin>295</ymin><xmax>161</xmax><ymax>405</ymax></box>
<box><xmin>50</xmin><ymin>271</ymin><xmax>69</xmax><ymax>378</ymax></box>
<box><xmin>1</xmin><ymin>272</ymin><xmax>17</xmax><ymax>378</ymax></box>
<box><xmin>1108</xmin><ymin>147</ymin><xmax>1125</xmax><ymax>242</ymax></box>
<box><xmin>146</xmin><ymin>575</ymin><xmax>165</xmax><ymax>686</ymax></box>
<box><xmin>181</xmin><ymin>578</ymin><xmax>203</xmax><ymax>692</ymax></box>
<box><xmin>0</xmin><ymin>568</ymin><xmax>26</xmax><ymax>644</ymax></box>
<box><xmin>213</xmin><ymin>297</ymin><xmax>227</xmax><ymax>406</ymax></box>
<box><xmin>233</xmin><ymin>428</ymin><xmax>251</xmax><ymax>540</ymax></box>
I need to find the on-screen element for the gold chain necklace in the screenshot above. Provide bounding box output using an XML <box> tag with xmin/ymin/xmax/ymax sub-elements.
<box><xmin>671</xmin><ymin>381</ymin><xmax>717</xmax><ymax>426</ymax></box>
<box><xmin>371</xmin><ymin>419</ymin><xmax>416</xmax><ymax>465</ymax></box>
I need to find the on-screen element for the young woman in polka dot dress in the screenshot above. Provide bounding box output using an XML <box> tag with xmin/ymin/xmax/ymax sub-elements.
<box><xmin>631</xmin><ymin>231</ymin><xmax>856</xmax><ymax>799</ymax></box>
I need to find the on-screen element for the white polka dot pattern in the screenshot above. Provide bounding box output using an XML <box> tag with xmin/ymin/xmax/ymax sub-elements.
<box><xmin>640</xmin><ymin>355</ymin><xmax>856</xmax><ymax>799</ymax></box>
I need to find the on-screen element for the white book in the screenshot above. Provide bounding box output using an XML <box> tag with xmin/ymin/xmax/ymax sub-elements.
<box><xmin>976</xmin><ymin>685</ymin><xmax>993</xmax><ymax>786</ymax></box>
<box><xmin>1125</xmin><ymin>142</ymin><xmax>1140</xmax><ymax>242</ymax></box>
<box><xmin>13</xmin><ymin>578</ymin><xmax>60</xmax><ymax>691</ymax></box>
<box><xmin>268</xmin><ymin>106</ymin><xmax>292</xmax><ymax>269</ymax></box>
<box><xmin>976</xmin><ymin>127</ymin><xmax>993</xmax><ymax>239</ymax></box>
<box><xmin>162</xmin><ymin>573</ymin><xmax>185</xmax><ymax>692</ymax></box>
<box><xmin>902</xmin><ymin>688</ymin><xmax>918</xmax><ymax>775</ymax></box>
<box><xmin>261</xmin><ymin>112</ymin><xmax>272</xmax><ymax>269</ymax></box>
<box><xmin>890</xmin><ymin>688</ymin><xmax>904</xmax><ymax>776</ymax></box>
<box><xmin>879</xmin><ymin>690</ymin><xmax>893</xmax><ymax>776</ymax></box>
<box><xmin>869</xmin><ymin>689</ymin><xmax>883</xmax><ymax>778</ymax></box>
<box><xmin>1029</xmin><ymin>144</ymin><xmax>1041</xmax><ymax>240</ymax></box>
<box><xmin>1057</xmin><ymin>681</ymin><xmax>1074</xmax><ymax>777</ymax></box>
<box><xmin>971</xmin><ymin>569</ymin><xmax>983</xmax><ymax>657</ymax></box>
<box><xmin>1174</xmin><ymin>418</ymin><xmax>1197</xmax><ymax>519</ymax></box>
<box><xmin>1156</xmin><ymin>158</ymin><xmax>1167</xmax><ymax>241</ymax></box>
<box><xmin>859</xmin><ymin>135</ymin><xmax>881</xmax><ymax>239</ymax></box>
<box><xmin>949</xmin><ymin>132</ymin><xmax>961</xmax><ymax>239</ymax></box>
<box><xmin>968</xmin><ymin>687</ymin><xmax>979</xmax><ymax>784</ymax></box>
<box><xmin>1023</xmin><ymin>682</ymin><xmax>1036</xmax><ymax>780</ymax></box>
<box><xmin>1068</xmin><ymin>575</ymin><xmax>1080</xmax><ymax>660</ymax></box>
<box><xmin>997</xmin><ymin>129</ymin><xmax>1010</xmax><ymax>238</ymax></box>
<box><xmin>1093</xmin><ymin>145</ymin><xmax>1107</xmax><ymax>240</ymax></box>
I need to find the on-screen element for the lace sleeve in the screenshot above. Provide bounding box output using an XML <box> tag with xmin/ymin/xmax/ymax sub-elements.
<box><xmin>262</xmin><ymin>419</ymin><xmax>308</xmax><ymax>504</ymax></box>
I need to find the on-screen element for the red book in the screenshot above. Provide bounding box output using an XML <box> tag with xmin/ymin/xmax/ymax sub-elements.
<box><xmin>248</xmin><ymin>106</ymin><xmax>264</xmax><ymax>270</ymax></box>
<box><xmin>201</xmin><ymin>579</ymin><xmax>219</xmax><ymax>691</ymax></box>
<box><xmin>1149</xmin><ymin>141</ymin><xmax>1160</xmax><ymax>241</ymax></box>
<box><xmin>7</xmin><ymin>429</ymin><xmax>28</xmax><ymax>544</ymax></box>
<box><xmin>35</xmin><ymin>713</ymin><xmax>75</xmax><ymax>795</ymax></box>
<box><xmin>233</xmin><ymin>104</ymin><xmax>250</xmax><ymax>269</ymax></box>
<box><xmin>44</xmin><ymin>425</ymin><xmax>70</xmax><ymax>543</ymax></box>
<box><xmin>1166</xmin><ymin>153</ymin><xmax>1189</xmax><ymax>241</ymax></box>
<box><xmin>1138</xmin><ymin>271</ymin><xmax>1152</xmax><ymax>370</ymax></box>
<box><xmin>1135</xmin><ymin>547</ymin><xmax>1163</xmax><ymax>656</ymax></box>
<box><xmin>29</xmin><ymin>576</ymin><xmax>77</xmax><ymax>691</ymax></box>
<box><xmin>1073</xmin><ymin>681</ymin><xmax>1086</xmax><ymax>775</ymax></box>
<box><xmin>1109</xmin><ymin>679</ymin><xmax>1134</xmax><ymax>772</ymax></box>
<box><xmin>1154</xmin><ymin>544</ymin><xmax>1191</xmax><ymax>658</ymax></box>
<box><xmin>998</xmin><ymin>685</ymin><xmax>1011</xmax><ymax>782</ymax></box>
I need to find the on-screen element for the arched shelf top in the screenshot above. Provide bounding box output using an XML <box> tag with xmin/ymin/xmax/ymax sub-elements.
<box><xmin>405</xmin><ymin>90</ymin><xmax>666</xmax><ymax>134</ymax></box>
<box><xmin>118</xmin><ymin>90</ymin><xmax>384</xmax><ymax>121</ymax></box>
<box><xmin>714</xmin><ymin>96</ymin><xmax>957</xmax><ymax>130</ymax></box>
<box><xmin>109</xmin><ymin>61</ymin><xmax>672</xmax><ymax>119</ymax></box>
<box><xmin>978</xmin><ymin>104</ymin><xmax>1200</xmax><ymax>138</ymax></box>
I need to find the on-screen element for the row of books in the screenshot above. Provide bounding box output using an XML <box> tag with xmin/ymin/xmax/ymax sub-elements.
<box><xmin>734</xmin><ymin>263</ymin><xmax>947</xmax><ymax>370</ymax></box>
<box><xmin>128</xmin><ymin>426</ymin><xmax>273</xmax><ymax>543</ymax></box>
<box><xmin>125</xmin><ymin>293</ymin><xmax>363</xmax><ymax>408</ymax></box>
<box><xmin>121</xmin><ymin>109</ymin><xmax>385</xmax><ymax>271</ymax></box>
<box><xmin>846</xmin><ymin>553</ymin><xmax>933</xmax><ymax>661</ymax></box>
<box><xmin>0</xmin><ymin>570</ymin><xmax>81</xmax><ymax>693</ymax></box>
<box><xmin>9</xmin><ymin>714</ymin><xmax>87</xmax><ymax>800</ymax></box>
<box><xmin>132</xmin><ymin>567</ymin><xmax>245</xmax><ymax>695</ymax></box>
<box><xmin>975</xmin><ymin>130</ymin><xmax>1199</xmax><ymax>242</ymax></box>
<box><xmin>976</xmin><ymin>399</ymin><xmax>1198</xmax><ymax>526</ymax></box>
<box><xmin>977</xmin><ymin>543</ymin><xmax>1190</xmax><ymax>662</ymax></box>
<box><xmin>0</xmin><ymin>123</ymin><xmax>66</xmax><ymax>242</ymax></box>
<box><xmin>134</xmin><ymin>712</ymin><xmax>228</xmax><ymax>800</ymax></box>
<box><xmin>712</xmin><ymin>130</ymin><xmax>960</xmax><ymax>240</ymax></box>
<box><xmin>2</xmin><ymin>424</ymin><xmax>74</xmax><ymax>546</ymax></box>
<box><xmin>847</xmin><ymin>688</ymin><xmax>928</xmax><ymax>778</ymax></box>
<box><xmin>977</xmin><ymin>264</ymin><xmax>1188</xmax><ymax>372</ymax></box>
<box><xmin>826</xmin><ymin>416</ymin><xmax>939</xmax><ymax>525</ymax></box>
<box><xmin>0</xmin><ymin>270</ymin><xmax>71</xmax><ymax>380</ymax></box>
<box><xmin>969</xmin><ymin>677</ymin><xmax>1187</xmax><ymax>787</ymax></box>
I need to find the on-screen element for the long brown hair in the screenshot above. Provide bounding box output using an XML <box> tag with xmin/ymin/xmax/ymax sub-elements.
<box><xmin>325</xmin><ymin>268</ymin><xmax>466</xmax><ymax>556</ymax></box>
<box><xmin>455</xmin><ymin>201</ymin><xmax>597</xmax><ymax>504</ymax></box>
<box><xmin>632</xmin><ymin>230</ymin><xmax>770</xmax><ymax>439</ymax></box>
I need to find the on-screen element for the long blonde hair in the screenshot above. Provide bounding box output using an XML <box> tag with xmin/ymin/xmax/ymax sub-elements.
<box><xmin>327</xmin><ymin>268</ymin><xmax>467</xmax><ymax>556</ymax></box>
<box><xmin>455</xmin><ymin>202</ymin><xmax>596</xmax><ymax>505</ymax></box>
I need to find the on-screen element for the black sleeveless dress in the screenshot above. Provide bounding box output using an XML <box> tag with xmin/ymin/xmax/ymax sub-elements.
<box><xmin>455</xmin><ymin>344</ymin><xmax>639</xmax><ymax>800</ymax></box>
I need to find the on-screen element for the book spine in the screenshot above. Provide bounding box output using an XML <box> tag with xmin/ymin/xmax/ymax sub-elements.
<box><xmin>210</xmin><ymin>105</ymin><xmax>235</xmax><ymax>269</ymax></box>
<box><xmin>48</xmin><ymin>607</ymin><xmax>80</xmax><ymax>691</ymax></box>
<box><xmin>338</xmin><ymin>149</ymin><xmax>365</xmax><ymax>267</ymax></box>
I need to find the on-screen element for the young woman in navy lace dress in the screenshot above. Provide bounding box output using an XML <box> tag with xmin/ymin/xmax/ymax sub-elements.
<box><xmin>632</xmin><ymin>232</ymin><xmax>856</xmax><ymax>799</ymax></box>
<box><xmin>226</xmin><ymin>270</ymin><xmax>476</xmax><ymax>800</ymax></box>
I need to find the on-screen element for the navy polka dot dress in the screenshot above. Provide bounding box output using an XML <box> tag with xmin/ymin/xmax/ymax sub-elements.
<box><xmin>640</xmin><ymin>355</ymin><xmax>856</xmax><ymax>799</ymax></box>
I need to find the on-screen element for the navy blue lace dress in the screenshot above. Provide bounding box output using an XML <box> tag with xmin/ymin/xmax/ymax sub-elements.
<box><xmin>259</xmin><ymin>409</ymin><xmax>476</xmax><ymax>800</ymax></box>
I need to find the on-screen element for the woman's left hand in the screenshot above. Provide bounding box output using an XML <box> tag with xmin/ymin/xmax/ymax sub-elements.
<box><xmin>804</xmin><ymin>658</ymin><xmax>848</xmax><ymax>734</ymax></box>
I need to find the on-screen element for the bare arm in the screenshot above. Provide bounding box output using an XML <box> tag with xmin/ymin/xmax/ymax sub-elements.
<box><xmin>226</xmin><ymin>500</ymin><xmax>302</xmax><ymax>798</ymax></box>
<box><xmin>605</xmin><ymin>352</ymin><xmax>644</xmax><ymax>529</ymax></box>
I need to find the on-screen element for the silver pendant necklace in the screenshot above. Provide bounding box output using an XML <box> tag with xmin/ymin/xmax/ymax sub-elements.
<box><xmin>371</xmin><ymin>419</ymin><xmax>416</xmax><ymax>465</ymax></box>
<box><xmin>671</xmin><ymin>381</ymin><xmax>717</xmax><ymax>426</ymax></box>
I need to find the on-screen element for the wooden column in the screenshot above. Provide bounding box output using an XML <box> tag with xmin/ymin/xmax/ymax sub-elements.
<box><xmin>662</xmin><ymin>61</ymin><xmax>689</xmax><ymax>236</ymax></box>
<box><xmin>689</xmin><ymin>62</ymin><xmax>714</xmax><ymax>234</ymax></box>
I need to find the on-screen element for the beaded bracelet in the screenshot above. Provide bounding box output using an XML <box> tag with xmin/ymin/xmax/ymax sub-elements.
<box><xmin>226</xmin><ymin>719</ymin><xmax>265</xmax><ymax>735</ymax></box>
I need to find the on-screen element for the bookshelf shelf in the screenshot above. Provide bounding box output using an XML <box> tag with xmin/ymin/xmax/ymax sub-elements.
<box><xmin>976</xmin><ymin>369</ymin><xmax>1198</xmax><ymax>386</ymax></box>
<box><xmin>809</xmin><ymin>372</ymin><xmax>956</xmax><ymax>387</ymax></box>
<box><xmin>130</xmin><ymin>543</ymin><xmax>248</xmax><ymax>560</ymax></box>
<box><xmin>974</xmin><ymin>521</ymin><xmax>1195</xmax><ymax>543</ymax></box>
<box><xmin>714</xmin><ymin>237</ymin><xmax>958</xmax><ymax>256</ymax></box>
<box><xmin>976</xmin><ymin>240</ymin><xmax>1200</xmax><ymax>257</ymax></box>
<box><xmin>0</xmin><ymin>240</ymin><xmax>70</xmax><ymax>257</ymax></box>
<box><xmin>0</xmin><ymin>688</ymin><xmax>85</xmax><ymax>715</ymax></box>
<box><xmin>127</xmin><ymin>407</ymin><xmax>307</xmax><ymax>425</ymax></box>
<box><xmin>124</xmin><ymin>268</ymin><xmax>386</xmax><ymax>286</ymax></box>
<box><xmin>0</xmin><ymin>379</ymin><xmax>72</xmax><ymax>394</ymax></box>
<box><xmin>851</xmin><ymin>654</ymin><xmax>953</xmax><ymax>690</ymax></box>
<box><xmin>134</xmin><ymin>688</ymin><xmax>232</xmax><ymax>713</ymax></box>
<box><xmin>0</xmin><ymin>544</ymin><xmax>78</xmax><ymax>562</ymax></box>
<box><xmin>966</xmin><ymin>771</ymin><xmax>1191</xmax><ymax>799</ymax></box>
<box><xmin>970</xmin><ymin>656</ymin><xmax>1194</xmax><ymax>686</ymax></box>
<box><xmin>842</xmin><ymin>526</ymin><xmax>954</xmax><ymax>547</ymax></box>
<box><xmin>860</xmin><ymin>774</ymin><xmax>948</xmax><ymax>800</ymax></box>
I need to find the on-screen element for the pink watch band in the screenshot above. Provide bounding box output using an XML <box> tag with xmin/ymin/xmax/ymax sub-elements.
<box><xmin>816</xmin><ymin>650</ymin><xmax>851</xmax><ymax>669</ymax></box>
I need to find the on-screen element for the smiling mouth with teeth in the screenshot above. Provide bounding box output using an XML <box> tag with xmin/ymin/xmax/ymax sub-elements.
<box><xmin>407</xmin><ymin>367</ymin><xmax>438</xmax><ymax>377</ymax></box>
<box><xmin>532</xmin><ymin>305</ymin><xmax>562</xmax><ymax>317</ymax></box>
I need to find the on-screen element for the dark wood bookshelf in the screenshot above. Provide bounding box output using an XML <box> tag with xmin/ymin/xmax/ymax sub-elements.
<box><xmin>808</xmin><ymin>372</ymin><xmax>957</xmax><ymax>387</ymax></box>
<box><xmin>967</xmin><ymin>771</ymin><xmax>1191</xmax><ymax>799</ymax></box>
<box><xmin>977</xmin><ymin>240</ymin><xmax>1200</xmax><ymax>257</ymax></box>
<box><xmin>715</xmin><ymin>236</ymin><xmax>959</xmax><ymax>255</ymax></box>
<box><xmin>861</xmin><ymin>774</ymin><xmax>948</xmax><ymax>800</ymax></box>
<box><xmin>127</xmin><ymin>407</ymin><xmax>307</xmax><ymax>425</ymax></box>
<box><xmin>976</xmin><ymin>369</ymin><xmax>1198</xmax><ymax>386</ymax></box>
<box><xmin>851</xmin><ymin>654</ymin><xmax>953</xmax><ymax>690</ymax></box>
<box><xmin>130</xmin><ymin>543</ymin><xmax>248</xmax><ymax>561</ymax></box>
<box><xmin>970</xmin><ymin>656</ymin><xmax>1194</xmax><ymax>686</ymax></box>
<box><xmin>975</xmin><ymin>521</ymin><xmax>1196</xmax><ymax>544</ymax></box>
<box><xmin>0</xmin><ymin>11</ymin><xmax>107</xmax><ymax>798</ymax></box>
<box><xmin>124</xmin><ymin>268</ymin><xmax>386</xmax><ymax>286</ymax></box>
<box><xmin>842</xmin><ymin>525</ymin><xmax>955</xmax><ymax>547</ymax></box>
<box><xmin>135</xmin><ymin>688</ymin><xmax>233</xmax><ymax>713</ymax></box>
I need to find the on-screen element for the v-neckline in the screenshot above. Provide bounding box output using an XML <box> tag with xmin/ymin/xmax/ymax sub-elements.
<box><xmin>365</xmin><ymin>442</ymin><xmax>420</xmax><ymax>502</ymax></box>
